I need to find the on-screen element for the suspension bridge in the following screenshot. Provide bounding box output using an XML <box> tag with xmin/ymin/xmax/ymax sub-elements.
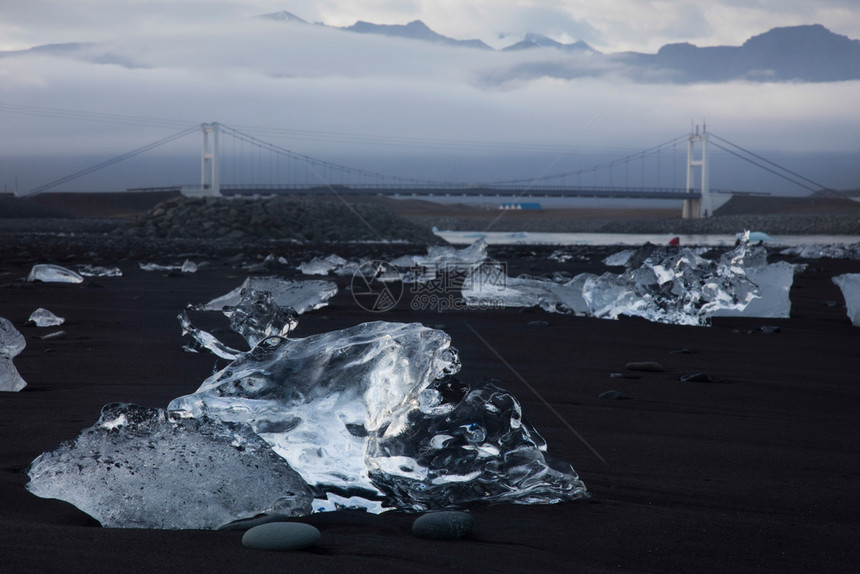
<box><xmin>23</xmin><ymin>122</ymin><xmax>829</xmax><ymax>219</ymax></box>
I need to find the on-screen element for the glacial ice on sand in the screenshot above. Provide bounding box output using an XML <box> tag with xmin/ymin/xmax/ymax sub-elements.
<box><xmin>179</xmin><ymin>288</ymin><xmax>299</xmax><ymax>359</ymax></box>
<box><xmin>26</xmin><ymin>403</ymin><xmax>313</xmax><ymax>529</ymax></box>
<box><xmin>138</xmin><ymin>260</ymin><xmax>198</xmax><ymax>273</ymax></box>
<box><xmin>27</xmin><ymin>308</ymin><xmax>65</xmax><ymax>327</ymax></box>
<box><xmin>26</xmin><ymin>264</ymin><xmax>84</xmax><ymax>284</ymax></box>
<box><xmin>466</xmin><ymin>233</ymin><xmax>792</xmax><ymax>325</ymax></box>
<box><xmin>298</xmin><ymin>254</ymin><xmax>347</xmax><ymax>275</ymax></box>
<box><xmin>168</xmin><ymin>320</ymin><xmax>587</xmax><ymax>512</ymax></box>
<box><xmin>392</xmin><ymin>239</ymin><xmax>488</xmax><ymax>283</ymax></box>
<box><xmin>194</xmin><ymin>276</ymin><xmax>337</xmax><ymax>315</ymax></box>
<box><xmin>77</xmin><ymin>265</ymin><xmax>123</xmax><ymax>277</ymax></box>
<box><xmin>27</xmin><ymin>272</ymin><xmax>586</xmax><ymax>527</ymax></box>
<box><xmin>0</xmin><ymin>317</ymin><xmax>27</xmax><ymax>392</ymax></box>
<box><xmin>832</xmin><ymin>274</ymin><xmax>860</xmax><ymax>326</ymax></box>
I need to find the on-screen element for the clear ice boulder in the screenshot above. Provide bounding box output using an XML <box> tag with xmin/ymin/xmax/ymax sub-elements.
<box><xmin>0</xmin><ymin>317</ymin><xmax>27</xmax><ymax>392</ymax></box>
<box><xmin>26</xmin><ymin>403</ymin><xmax>313</xmax><ymax>529</ymax></box>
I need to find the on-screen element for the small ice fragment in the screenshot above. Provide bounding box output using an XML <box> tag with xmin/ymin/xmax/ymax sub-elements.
<box><xmin>603</xmin><ymin>249</ymin><xmax>636</xmax><ymax>267</ymax></box>
<box><xmin>138</xmin><ymin>260</ymin><xmax>198</xmax><ymax>273</ymax></box>
<box><xmin>298</xmin><ymin>254</ymin><xmax>347</xmax><ymax>276</ymax></box>
<box><xmin>0</xmin><ymin>317</ymin><xmax>27</xmax><ymax>392</ymax></box>
<box><xmin>178</xmin><ymin>309</ymin><xmax>242</xmax><ymax>360</ymax></box>
<box><xmin>28</xmin><ymin>308</ymin><xmax>65</xmax><ymax>327</ymax></box>
<box><xmin>396</xmin><ymin>239</ymin><xmax>488</xmax><ymax>283</ymax></box>
<box><xmin>27</xmin><ymin>264</ymin><xmax>84</xmax><ymax>284</ymax></box>
<box><xmin>832</xmin><ymin>273</ymin><xmax>860</xmax><ymax>326</ymax></box>
<box><xmin>194</xmin><ymin>277</ymin><xmax>337</xmax><ymax>315</ymax></box>
<box><xmin>77</xmin><ymin>265</ymin><xmax>123</xmax><ymax>277</ymax></box>
<box><xmin>26</xmin><ymin>403</ymin><xmax>313</xmax><ymax>529</ymax></box>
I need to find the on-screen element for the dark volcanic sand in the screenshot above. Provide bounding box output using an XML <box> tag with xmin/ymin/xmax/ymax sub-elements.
<box><xmin>1</xmin><ymin>234</ymin><xmax>859</xmax><ymax>573</ymax></box>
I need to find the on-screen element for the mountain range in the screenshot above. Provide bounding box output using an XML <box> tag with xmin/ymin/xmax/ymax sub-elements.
<box><xmin>259</xmin><ymin>12</ymin><xmax>860</xmax><ymax>83</ymax></box>
<box><xmin>4</xmin><ymin>11</ymin><xmax>860</xmax><ymax>84</ymax></box>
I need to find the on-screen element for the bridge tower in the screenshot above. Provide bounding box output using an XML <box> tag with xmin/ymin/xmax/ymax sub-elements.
<box><xmin>682</xmin><ymin>124</ymin><xmax>712</xmax><ymax>219</ymax></box>
<box><xmin>199</xmin><ymin>122</ymin><xmax>221</xmax><ymax>196</ymax></box>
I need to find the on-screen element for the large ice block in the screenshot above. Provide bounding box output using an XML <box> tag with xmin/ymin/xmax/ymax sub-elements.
<box><xmin>0</xmin><ymin>317</ymin><xmax>27</xmax><ymax>392</ymax></box>
<box><xmin>167</xmin><ymin>321</ymin><xmax>587</xmax><ymax>512</ymax></box>
<box><xmin>194</xmin><ymin>276</ymin><xmax>337</xmax><ymax>315</ymax></box>
<box><xmin>833</xmin><ymin>273</ymin><xmax>860</xmax><ymax>326</ymax></box>
<box><xmin>26</xmin><ymin>403</ymin><xmax>313</xmax><ymax>529</ymax></box>
<box><xmin>26</xmin><ymin>264</ymin><xmax>83</xmax><ymax>284</ymax></box>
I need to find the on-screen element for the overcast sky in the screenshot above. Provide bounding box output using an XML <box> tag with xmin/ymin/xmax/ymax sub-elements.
<box><xmin>1</xmin><ymin>1</ymin><xmax>859</xmax><ymax>193</ymax></box>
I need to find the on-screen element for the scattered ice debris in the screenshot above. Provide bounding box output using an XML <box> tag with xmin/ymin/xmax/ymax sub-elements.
<box><xmin>167</xmin><ymin>320</ymin><xmax>587</xmax><ymax>513</ymax></box>
<box><xmin>27</xmin><ymin>308</ymin><xmax>65</xmax><ymax>327</ymax></box>
<box><xmin>77</xmin><ymin>265</ymin><xmax>122</xmax><ymax>277</ymax></box>
<box><xmin>193</xmin><ymin>277</ymin><xmax>337</xmax><ymax>315</ymax></box>
<box><xmin>779</xmin><ymin>243</ymin><xmax>860</xmax><ymax>260</ymax></box>
<box><xmin>138</xmin><ymin>260</ymin><xmax>198</xmax><ymax>273</ymax></box>
<box><xmin>0</xmin><ymin>317</ymin><xmax>27</xmax><ymax>392</ymax></box>
<box><xmin>832</xmin><ymin>274</ymin><xmax>860</xmax><ymax>326</ymax></box>
<box><xmin>26</xmin><ymin>264</ymin><xmax>84</xmax><ymax>284</ymax></box>
<box><xmin>38</xmin><ymin>330</ymin><xmax>66</xmax><ymax>340</ymax></box>
<box><xmin>26</xmin><ymin>403</ymin><xmax>313</xmax><ymax>529</ymax></box>
<box><xmin>466</xmin><ymin>232</ymin><xmax>793</xmax><ymax>326</ymax></box>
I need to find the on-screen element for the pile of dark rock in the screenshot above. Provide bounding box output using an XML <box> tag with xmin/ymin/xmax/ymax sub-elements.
<box><xmin>118</xmin><ymin>196</ymin><xmax>442</xmax><ymax>244</ymax></box>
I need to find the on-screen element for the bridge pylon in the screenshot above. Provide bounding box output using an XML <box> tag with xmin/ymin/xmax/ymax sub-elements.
<box><xmin>194</xmin><ymin>122</ymin><xmax>221</xmax><ymax>197</ymax></box>
<box><xmin>683</xmin><ymin>124</ymin><xmax>712</xmax><ymax>219</ymax></box>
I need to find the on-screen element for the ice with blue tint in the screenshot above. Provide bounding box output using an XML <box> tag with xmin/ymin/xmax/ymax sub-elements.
<box><xmin>26</xmin><ymin>403</ymin><xmax>313</xmax><ymax>529</ymax></box>
<box><xmin>138</xmin><ymin>260</ymin><xmax>198</xmax><ymax>273</ymax></box>
<box><xmin>26</xmin><ymin>264</ymin><xmax>84</xmax><ymax>284</ymax></box>
<box><xmin>298</xmin><ymin>254</ymin><xmax>348</xmax><ymax>275</ymax></box>
<box><xmin>167</xmin><ymin>320</ymin><xmax>587</xmax><ymax>512</ymax></box>
<box><xmin>0</xmin><ymin>317</ymin><xmax>27</xmax><ymax>392</ymax></box>
<box><xmin>832</xmin><ymin>273</ymin><xmax>860</xmax><ymax>326</ymax></box>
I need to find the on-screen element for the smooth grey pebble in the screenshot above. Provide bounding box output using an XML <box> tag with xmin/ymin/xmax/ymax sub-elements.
<box><xmin>625</xmin><ymin>361</ymin><xmax>665</xmax><ymax>372</ymax></box>
<box><xmin>598</xmin><ymin>390</ymin><xmax>628</xmax><ymax>400</ymax></box>
<box><xmin>241</xmin><ymin>522</ymin><xmax>321</xmax><ymax>551</ymax></box>
<box><xmin>412</xmin><ymin>511</ymin><xmax>473</xmax><ymax>540</ymax></box>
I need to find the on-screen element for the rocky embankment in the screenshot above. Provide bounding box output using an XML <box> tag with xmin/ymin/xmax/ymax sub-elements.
<box><xmin>119</xmin><ymin>196</ymin><xmax>442</xmax><ymax>244</ymax></box>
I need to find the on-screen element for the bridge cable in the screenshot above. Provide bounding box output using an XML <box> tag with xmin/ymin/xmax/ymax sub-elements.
<box><xmin>707</xmin><ymin>139</ymin><xmax>822</xmax><ymax>193</ymax></box>
<box><xmin>26</xmin><ymin>125</ymin><xmax>200</xmax><ymax>195</ymax></box>
<box><xmin>709</xmin><ymin>132</ymin><xmax>827</xmax><ymax>192</ymax></box>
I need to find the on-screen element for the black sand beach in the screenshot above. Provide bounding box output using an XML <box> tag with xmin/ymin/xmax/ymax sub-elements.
<box><xmin>1</xmin><ymin>196</ymin><xmax>859</xmax><ymax>573</ymax></box>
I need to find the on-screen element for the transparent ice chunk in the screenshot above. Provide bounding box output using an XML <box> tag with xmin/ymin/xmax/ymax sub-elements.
<box><xmin>26</xmin><ymin>264</ymin><xmax>84</xmax><ymax>284</ymax></box>
<box><xmin>394</xmin><ymin>239</ymin><xmax>488</xmax><ymax>283</ymax></box>
<box><xmin>711</xmin><ymin>260</ymin><xmax>795</xmax><ymax>319</ymax></box>
<box><xmin>26</xmin><ymin>403</ymin><xmax>313</xmax><ymax>529</ymax></box>
<box><xmin>138</xmin><ymin>260</ymin><xmax>198</xmax><ymax>273</ymax></box>
<box><xmin>77</xmin><ymin>265</ymin><xmax>123</xmax><ymax>277</ymax></box>
<box><xmin>194</xmin><ymin>277</ymin><xmax>337</xmax><ymax>315</ymax></box>
<box><xmin>27</xmin><ymin>308</ymin><xmax>65</xmax><ymax>327</ymax></box>
<box><xmin>167</xmin><ymin>321</ymin><xmax>586</xmax><ymax>512</ymax></box>
<box><xmin>462</xmin><ymin>262</ymin><xmax>589</xmax><ymax>314</ymax></box>
<box><xmin>298</xmin><ymin>254</ymin><xmax>347</xmax><ymax>276</ymax></box>
<box><xmin>0</xmin><ymin>317</ymin><xmax>27</xmax><ymax>392</ymax></box>
<box><xmin>832</xmin><ymin>273</ymin><xmax>860</xmax><ymax>326</ymax></box>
